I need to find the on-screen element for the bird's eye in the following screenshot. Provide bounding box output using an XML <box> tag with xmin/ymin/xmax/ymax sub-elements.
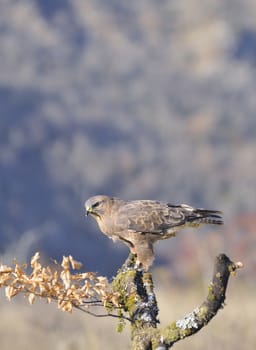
<box><xmin>92</xmin><ymin>201</ymin><xmax>100</xmax><ymax>209</ymax></box>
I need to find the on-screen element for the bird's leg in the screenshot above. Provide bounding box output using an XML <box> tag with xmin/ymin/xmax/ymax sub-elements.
<box><xmin>129</xmin><ymin>246</ymin><xmax>143</xmax><ymax>271</ymax></box>
<box><xmin>118</xmin><ymin>253</ymin><xmax>145</xmax><ymax>273</ymax></box>
<box><xmin>134</xmin><ymin>259</ymin><xmax>144</xmax><ymax>271</ymax></box>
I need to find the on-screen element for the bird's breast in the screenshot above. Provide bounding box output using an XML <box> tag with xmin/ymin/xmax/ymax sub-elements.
<box><xmin>96</xmin><ymin>216</ymin><xmax>115</xmax><ymax>237</ymax></box>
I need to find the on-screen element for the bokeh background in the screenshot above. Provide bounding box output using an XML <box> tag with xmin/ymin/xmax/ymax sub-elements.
<box><xmin>0</xmin><ymin>1</ymin><xmax>255</xmax><ymax>349</ymax></box>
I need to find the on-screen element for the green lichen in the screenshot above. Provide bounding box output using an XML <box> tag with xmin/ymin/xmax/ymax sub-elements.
<box><xmin>110</xmin><ymin>268</ymin><xmax>140</xmax><ymax>333</ymax></box>
<box><xmin>197</xmin><ymin>305</ymin><xmax>208</xmax><ymax>319</ymax></box>
<box><xmin>207</xmin><ymin>284</ymin><xmax>215</xmax><ymax>301</ymax></box>
<box><xmin>125</xmin><ymin>292</ymin><xmax>137</xmax><ymax>313</ymax></box>
<box><xmin>161</xmin><ymin>324</ymin><xmax>192</xmax><ymax>344</ymax></box>
<box><xmin>111</xmin><ymin>269</ymin><xmax>137</xmax><ymax>312</ymax></box>
<box><xmin>169</xmin><ymin>321</ymin><xmax>178</xmax><ymax>330</ymax></box>
<box><xmin>116</xmin><ymin>309</ymin><xmax>126</xmax><ymax>333</ymax></box>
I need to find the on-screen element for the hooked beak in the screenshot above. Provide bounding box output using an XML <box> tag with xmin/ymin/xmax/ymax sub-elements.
<box><xmin>85</xmin><ymin>206</ymin><xmax>91</xmax><ymax>216</ymax></box>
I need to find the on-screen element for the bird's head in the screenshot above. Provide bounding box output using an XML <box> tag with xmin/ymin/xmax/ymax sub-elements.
<box><xmin>85</xmin><ymin>195</ymin><xmax>112</xmax><ymax>219</ymax></box>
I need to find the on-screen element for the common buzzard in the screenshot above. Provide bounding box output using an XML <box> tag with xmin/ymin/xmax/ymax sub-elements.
<box><xmin>85</xmin><ymin>195</ymin><xmax>223</xmax><ymax>270</ymax></box>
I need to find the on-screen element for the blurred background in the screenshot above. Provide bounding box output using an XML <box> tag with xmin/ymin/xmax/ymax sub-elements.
<box><xmin>0</xmin><ymin>0</ymin><xmax>255</xmax><ymax>349</ymax></box>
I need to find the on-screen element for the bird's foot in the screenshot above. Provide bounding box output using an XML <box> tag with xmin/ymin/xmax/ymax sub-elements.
<box><xmin>134</xmin><ymin>259</ymin><xmax>144</xmax><ymax>272</ymax></box>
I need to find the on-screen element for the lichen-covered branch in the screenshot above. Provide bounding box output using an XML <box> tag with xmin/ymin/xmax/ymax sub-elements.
<box><xmin>111</xmin><ymin>253</ymin><xmax>159</xmax><ymax>349</ymax></box>
<box><xmin>111</xmin><ymin>253</ymin><xmax>243</xmax><ymax>350</ymax></box>
<box><xmin>157</xmin><ymin>254</ymin><xmax>243</xmax><ymax>348</ymax></box>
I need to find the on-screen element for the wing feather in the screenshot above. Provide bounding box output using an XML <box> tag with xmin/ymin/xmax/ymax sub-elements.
<box><xmin>114</xmin><ymin>200</ymin><xmax>223</xmax><ymax>234</ymax></box>
<box><xmin>115</xmin><ymin>200</ymin><xmax>186</xmax><ymax>234</ymax></box>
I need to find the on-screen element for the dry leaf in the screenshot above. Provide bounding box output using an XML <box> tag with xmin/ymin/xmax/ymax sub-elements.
<box><xmin>28</xmin><ymin>292</ymin><xmax>36</xmax><ymax>304</ymax></box>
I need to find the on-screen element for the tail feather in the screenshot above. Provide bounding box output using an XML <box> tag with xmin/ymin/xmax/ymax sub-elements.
<box><xmin>182</xmin><ymin>206</ymin><xmax>224</xmax><ymax>226</ymax></box>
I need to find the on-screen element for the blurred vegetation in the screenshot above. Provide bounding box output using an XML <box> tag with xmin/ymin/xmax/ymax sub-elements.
<box><xmin>0</xmin><ymin>0</ymin><xmax>255</xmax><ymax>277</ymax></box>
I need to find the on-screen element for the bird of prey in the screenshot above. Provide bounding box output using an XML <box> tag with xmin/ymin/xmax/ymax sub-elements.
<box><xmin>85</xmin><ymin>195</ymin><xmax>223</xmax><ymax>270</ymax></box>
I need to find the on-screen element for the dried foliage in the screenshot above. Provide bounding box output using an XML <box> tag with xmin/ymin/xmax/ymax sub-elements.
<box><xmin>0</xmin><ymin>252</ymin><xmax>120</xmax><ymax>315</ymax></box>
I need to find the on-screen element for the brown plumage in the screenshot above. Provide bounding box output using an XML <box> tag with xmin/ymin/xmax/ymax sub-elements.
<box><xmin>85</xmin><ymin>195</ymin><xmax>223</xmax><ymax>270</ymax></box>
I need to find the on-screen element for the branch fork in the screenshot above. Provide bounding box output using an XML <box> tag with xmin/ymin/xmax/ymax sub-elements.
<box><xmin>111</xmin><ymin>253</ymin><xmax>243</xmax><ymax>349</ymax></box>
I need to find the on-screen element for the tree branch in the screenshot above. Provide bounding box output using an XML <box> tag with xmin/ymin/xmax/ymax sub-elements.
<box><xmin>158</xmin><ymin>254</ymin><xmax>243</xmax><ymax>348</ymax></box>
<box><xmin>111</xmin><ymin>253</ymin><xmax>242</xmax><ymax>350</ymax></box>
